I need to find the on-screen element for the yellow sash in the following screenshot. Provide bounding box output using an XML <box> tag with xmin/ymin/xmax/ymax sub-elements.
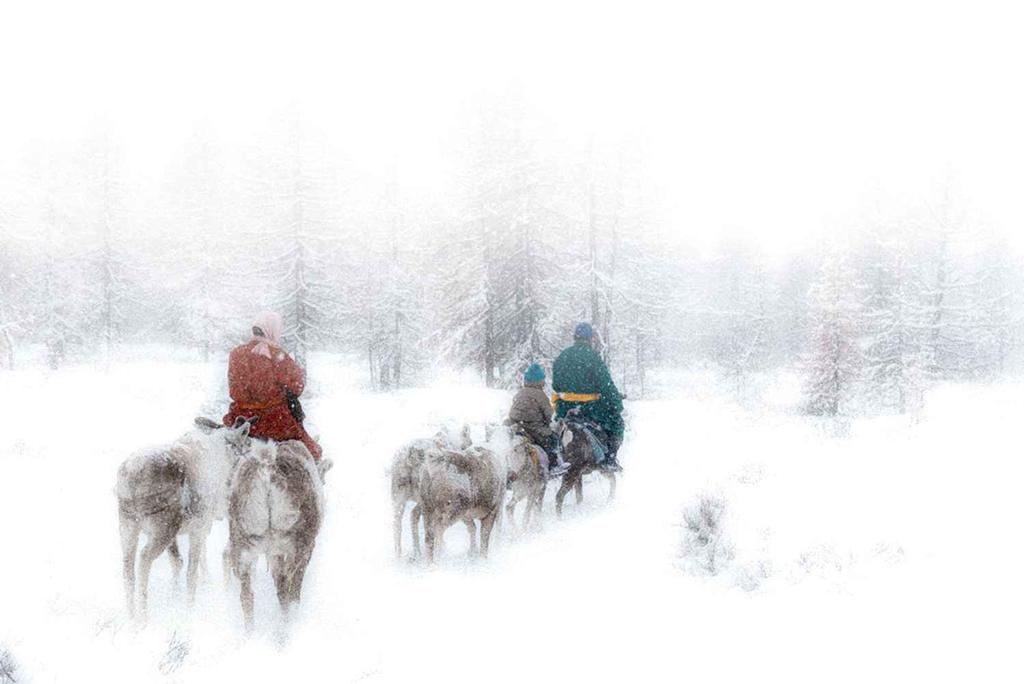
<box><xmin>551</xmin><ymin>392</ymin><xmax>601</xmax><ymax>410</ymax></box>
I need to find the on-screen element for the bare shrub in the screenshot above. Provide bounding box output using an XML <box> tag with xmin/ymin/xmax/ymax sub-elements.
<box><xmin>678</xmin><ymin>494</ymin><xmax>734</xmax><ymax>576</ymax></box>
<box><xmin>0</xmin><ymin>648</ymin><xmax>17</xmax><ymax>684</ymax></box>
<box><xmin>158</xmin><ymin>633</ymin><xmax>189</xmax><ymax>675</ymax></box>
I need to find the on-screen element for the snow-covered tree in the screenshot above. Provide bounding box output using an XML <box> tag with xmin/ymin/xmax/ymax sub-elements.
<box><xmin>608</xmin><ymin>205</ymin><xmax>671</xmax><ymax>398</ymax></box>
<box><xmin>775</xmin><ymin>250</ymin><xmax>816</xmax><ymax>366</ymax></box>
<box><xmin>910</xmin><ymin>193</ymin><xmax>992</xmax><ymax>381</ymax></box>
<box><xmin>574</xmin><ymin>146</ymin><xmax>640</xmax><ymax>373</ymax></box>
<box><xmin>161</xmin><ymin>129</ymin><xmax>245</xmax><ymax>359</ymax></box>
<box><xmin>36</xmin><ymin>197</ymin><xmax>81</xmax><ymax>368</ymax></box>
<box><xmin>617</xmin><ymin>243</ymin><xmax>663</xmax><ymax>398</ymax></box>
<box><xmin>0</xmin><ymin>201</ymin><xmax>19</xmax><ymax>369</ymax></box>
<box><xmin>346</xmin><ymin>179</ymin><xmax>430</xmax><ymax>389</ymax></box>
<box><xmin>440</xmin><ymin>98</ymin><xmax>561</xmax><ymax>386</ymax></box>
<box><xmin>973</xmin><ymin>237</ymin><xmax>1023</xmax><ymax>376</ymax></box>
<box><xmin>854</xmin><ymin>221</ymin><xmax>927</xmax><ymax>414</ymax></box>
<box><xmin>71</xmin><ymin>132</ymin><xmax>144</xmax><ymax>358</ymax></box>
<box><xmin>435</xmin><ymin>213</ymin><xmax>499</xmax><ymax>384</ymax></box>
<box><xmin>704</xmin><ymin>242</ymin><xmax>778</xmax><ymax>382</ymax></box>
<box><xmin>492</xmin><ymin>167</ymin><xmax>558</xmax><ymax>377</ymax></box>
<box><xmin>243</xmin><ymin>120</ymin><xmax>343</xmax><ymax>369</ymax></box>
<box><xmin>803</xmin><ymin>241</ymin><xmax>861</xmax><ymax>416</ymax></box>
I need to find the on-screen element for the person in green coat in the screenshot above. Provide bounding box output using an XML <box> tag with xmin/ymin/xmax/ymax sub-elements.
<box><xmin>551</xmin><ymin>322</ymin><xmax>624</xmax><ymax>472</ymax></box>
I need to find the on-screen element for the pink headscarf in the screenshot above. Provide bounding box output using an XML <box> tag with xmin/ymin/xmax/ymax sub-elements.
<box><xmin>250</xmin><ymin>311</ymin><xmax>284</xmax><ymax>358</ymax></box>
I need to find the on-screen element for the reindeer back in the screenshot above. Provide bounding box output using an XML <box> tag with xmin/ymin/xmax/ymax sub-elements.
<box><xmin>229</xmin><ymin>441</ymin><xmax>323</xmax><ymax>543</ymax></box>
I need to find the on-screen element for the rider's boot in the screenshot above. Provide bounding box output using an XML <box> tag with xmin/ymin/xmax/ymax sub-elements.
<box><xmin>600</xmin><ymin>454</ymin><xmax>622</xmax><ymax>473</ymax></box>
<box><xmin>600</xmin><ymin>438</ymin><xmax>623</xmax><ymax>473</ymax></box>
<box><xmin>548</xmin><ymin>458</ymin><xmax>571</xmax><ymax>478</ymax></box>
<box><xmin>546</xmin><ymin>436</ymin><xmax>571</xmax><ymax>477</ymax></box>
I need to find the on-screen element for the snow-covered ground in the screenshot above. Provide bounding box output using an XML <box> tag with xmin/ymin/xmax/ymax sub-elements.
<box><xmin>1</xmin><ymin>353</ymin><xmax>1021</xmax><ymax>682</ymax></box>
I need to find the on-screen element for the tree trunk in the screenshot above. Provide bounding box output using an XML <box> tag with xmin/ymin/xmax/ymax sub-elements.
<box><xmin>393</xmin><ymin>310</ymin><xmax>403</xmax><ymax>390</ymax></box>
<box><xmin>1</xmin><ymin>328</ymin><xmax>13</xmax><ymax>371</ymax></box>
<box><xmin>367</xmin><ymin>336</ymin><xmax>377</xmax><ymax>391</ymax></box>
<box><xmin>483</xmin><ymin>218</ymin><xmax>496</xmax><ymax>388</ymax></box>
<box><xmin>604</xmin><ymin>213</ymin><xmax>618</xmax><ymax>367</ymax></box>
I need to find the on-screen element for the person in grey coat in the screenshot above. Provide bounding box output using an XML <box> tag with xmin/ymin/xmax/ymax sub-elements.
<box><xmin>509</xmin><ymin>363</ymin><xmax>569</xmax><ymax>477</ymax></box>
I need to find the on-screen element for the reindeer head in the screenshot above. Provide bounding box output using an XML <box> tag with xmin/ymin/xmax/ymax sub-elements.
<box><xmin>224</xmin><ymin>416</ymin><xmax>257</xmax><ymax>457</ymax></box>
<box><xmin>434</xmin><ymin>423</ymin><xmax>473</xmax><ymax>451</ymax></box>
<box><xmin>194</xmin><ymin>416</ymin><xmax>223</xmax><ymax>433</ymax></box>
<box><xmin>317</xmin><ymin>457</ymin><xmax>333</xmax><ymax>483</ymax></box>
<box><xmin>484</xmin><ymin>422</ymin><xmax>499</xmax><ymax>442</ymax></box>
<box><xmin>506</xmin><ymin>438</ymin><xmax>531</xmax><ymax>473</ymax></box>
<box><xmin>554</xmin><ymin>419</ymin><xmax>574</xmax><ymax>448</ymax></box>
<box><xmin>193</xmin><ymin>415</ymin><xmax>258</xmax><ymax>456</ymax></box>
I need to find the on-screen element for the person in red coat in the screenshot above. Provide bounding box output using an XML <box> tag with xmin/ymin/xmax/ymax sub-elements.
<box><xmin>222</xmin><ymin>311</ymin><xmax>323</xmax><ymax>461</ymax></box>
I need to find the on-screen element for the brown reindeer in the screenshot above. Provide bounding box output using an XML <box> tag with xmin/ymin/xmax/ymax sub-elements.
<box><xmin>419</xmin><ymin>446</ymin><xmax>505</xmax><ymax>562</ymax></box>
<box><xmin>116</xmin><ymin>417</ymin><xmax>253</xmax><ymax>619</ymax></box>
<box><xmin>227</xmin><ymin>440</ymin><xmax>329</xmax><ymax>632</ymax></box>
<box><xmin>391</xmin><ymin>426</ymin><xmax>478</xmax><ymax>560</ymax></box>
<box><xmin>504</xmin><ymin>427</ymin><xmax>547</xmax><ymax>532</ymax></box>
<box><xmin>553</xmin><ymin>416</ymin><xmax>617</xmax><ymax>517</ymax></box>
<box><xmin>391</xmin><ymin>438</ymin><xmax>433</xmax><ymax>559</ymax></box>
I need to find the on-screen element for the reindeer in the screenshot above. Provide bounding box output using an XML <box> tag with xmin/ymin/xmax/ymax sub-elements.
<box><xmin>553</xmin><ymin>411</ymin><xmax>617</xmax><ymax>517</ymax></box>
<box><xmin>391</xmin><ymin>439</ymin><xmax>432</xmax><ymax>560</ymax></box>
<box><xmin>227</xmin><ymin>440</ymin><xmax>329</xmax><ymax>632</ymax></box>
<box><xmin>504</xmin><ymin>426</ymin><xmax>548</xmax><ymax>532</ymax></box>
<box><xmin>116</xmin><ymin>416</ymin><xmax>254</xmax><ymax>619</ymax></box>
<box><xmin>393</xmin><ymin>423</ymin><xmax>485</xmax><ymax>565</ymax></box>
<box><xmin>391</xmin><ymin>426</ymin><xmax>476</xmax><ymax>560</ymax></box>
<box><xmin>419</xmin><ymin>446</ymin><xmax>505</xmax><ymax>562</ymax></box>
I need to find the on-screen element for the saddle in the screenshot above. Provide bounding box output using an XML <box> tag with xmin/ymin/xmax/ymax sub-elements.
<box><xmin>509</xmin><ymin>423</ymin><xmax>548</xmax><ymax>474</ymax></box>
<box><xmin>563</xmin><ymin>409</ymin><xmax>610</xmax><ymax>465</ymax></box>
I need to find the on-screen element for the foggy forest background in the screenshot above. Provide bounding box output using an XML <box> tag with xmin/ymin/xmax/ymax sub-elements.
<box><xmin>1</xmin><ymin>98</ymin><xmax>1022</xmax><ymax>418</ymax></box>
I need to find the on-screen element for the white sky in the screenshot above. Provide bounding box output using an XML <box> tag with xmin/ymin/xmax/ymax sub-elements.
<box><xmin>2</xmin><ymin>0</ymin><xmax>1022</xmax><ymax>255</ymax></box>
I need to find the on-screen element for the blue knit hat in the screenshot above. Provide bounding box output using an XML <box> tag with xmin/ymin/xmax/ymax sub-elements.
<box><xmin>523</xmin><ymin>363</ymin><xmax>545</xmax><ymax>383</ymax></box>
<box><xmin>574</xmin><ymin>322</ymin><xmax>594</xmax><ymax>340</ymax></box>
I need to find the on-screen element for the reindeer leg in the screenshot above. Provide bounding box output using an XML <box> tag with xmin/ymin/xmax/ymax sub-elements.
<box><xmin>119</xmin><ymin>513</ymin><xmax>140</xmax><ymax>617</ymax></box>
<box><xmin>393</xmin><ymin>499</ymin><xmax>405</xmax><ymax>559</ymax></box>
<box><xmin>410</xmin><ymin>504</ymin><xmax>423</xmax><ymax>558</ymax></box>
<box><xmin>424</xmin><ymin>513</ymin><xmax>437</xmax><ymax>564</ymax></box>
<box><xmin>167</xmin><ymin>537</ymin><xmax>184</xmax><ymax>593</ymax></box>
<box><xmin>465</xmin><ymin>518</ymin><xmax>478</xmax><ymax>557</ymax></box>
<box><xmin>272</xmin><ymin>555</ymin><xmax>289</xmax><ymax>610</ymax></box>
<box><xmin>522</xmin><ymin>489</ymin><xmax>533</xmax><ymax>530</ymax></box>
<box><xmin>535</xmin><ymin>482</ymin><xmax>546</xmax><ymax>529</ymax></box>
<box><xmin>186</xmin><ymin>530</ymin><xmax>207</xmax><ymax>606</ymax></box>
<box><xmin>199</xmin><ymin>544</ymin><xmax>209</xmax><ymax>581</ymax></box>
<box><xmin>527</xmin><ymin>482</ymin><xmax>545</xmax><ymax>530</ymax></box>
<box><xmin>287</xmin><ymin>548</ymin><xmax>312</xmax><ymax>607</ymax></box>
<box><xmin>479</xmin><ymin>511</ymin><xmax>497</xmax><ymax>559</ymax></box>
<box><xmin>138</xmin><ymin>527</ymin><xmax>176</xmax><ymax>620</ymax></box>
<box><xmin>222</xmin><ymin>543</ymin><xmax>233</xmax><ymax>586</ymax></box>
<box><xmin>505</xmin><ymin>494</ymin><xmax>518</xmax><ymax>535</ymax></box>
<box><xmin>606</xmin><ymin>473</ymin><xmax>616</xmax><ymax>502</ymax></box>
<box><xmin>235</xmin><ymin>552</ymin><xmax>255</xmax><ymax>633</ymax></box>
<box><xmin>575</xmin><ymin>478</ymin><xmax>584</xmax><ymax>505</ymax></box>
<box><xmin>555</xmin><ymin>477</ymin><xmax>573</xmax><ymax>518</ymax></box>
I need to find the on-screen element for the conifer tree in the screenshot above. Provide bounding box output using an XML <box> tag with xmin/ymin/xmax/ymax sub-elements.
<box><xmin>244</xmin><ymin>120</ymin><xmax>342</xmax><ymax>369</ymax></box>
<box><xmin>803</xmin><ymin>241</ymin><xmax>861</xmax><ymax>416</ymax></box>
